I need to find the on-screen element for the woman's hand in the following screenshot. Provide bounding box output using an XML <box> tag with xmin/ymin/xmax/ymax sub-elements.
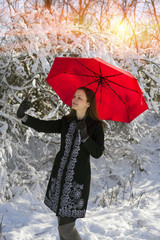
<box><xmin>17</xmin><ymin>96</ymin><xmax>31</xmax><ymax>118</ymax></box>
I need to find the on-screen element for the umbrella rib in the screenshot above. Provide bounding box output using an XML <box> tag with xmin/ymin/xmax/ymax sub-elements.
<box><xmin>104</xmin><ymin>78</ymin><xmax>141</xmax><ymax>96</ymax></box>
<box><xmin>99</xmin><ymin>81</ymin><xmax>103</xmax><ymax>115</ymax></box>
<box><xmin>74</xmin><ymin>59</ymin><xmax>100</xmax><ymax>77</ymax></box>
<box><xmin>90</xmin><ymin>80</ymin><xmax>101</xmax><ymax>107</ymax></box>
<box><xmin>104</xmin><ymin>73</ymin><xmax>123</xmax><ymax>78</ymax></box>
<box><xmin>98</xmin><ymin>62</ymin><xmax>103</xmax><ymax>113</ymax></box>
<box><xmin>62</xmin><ymin>79</ymin><xmax>99</xmax><ymax>104</ymax></box>
<box><xmin>84</xmin><ymin>79</ymin><xmax>100</xmax><ymax>87</ymax></box>
<box><xmin>103</xmin><ymin>80</ymin><xmax>130</xmax><ymax>121</ymax></box>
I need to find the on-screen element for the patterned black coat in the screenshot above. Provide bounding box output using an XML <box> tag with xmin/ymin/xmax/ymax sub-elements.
<box><xmin>23</xmin><ymin>115</ymin><xmax>104</xmax><ymax>218</ymax></box>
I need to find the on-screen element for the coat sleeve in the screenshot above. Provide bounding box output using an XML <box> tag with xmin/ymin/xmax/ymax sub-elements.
<box><xmin>22</xmin><ymin>115</ymin><xmax>62</xmax><ymax>133</ymax></box>
<box><xmin>83</xmin><ymin>121</ymin><xmax>104</xmax><ymax>159</ymax></box>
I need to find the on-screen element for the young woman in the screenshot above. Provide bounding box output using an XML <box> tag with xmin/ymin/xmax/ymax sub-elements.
<box><xmin>17</xmin><ymin>87</ymin><xmax>104</xmax><ymax>240</ymax></box>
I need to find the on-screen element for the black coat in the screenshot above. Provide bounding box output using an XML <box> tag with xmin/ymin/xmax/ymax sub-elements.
<box><xmin>23</xmin><ymin>115</ymin><xmax>104</xmax><ymax>218</ymax></box>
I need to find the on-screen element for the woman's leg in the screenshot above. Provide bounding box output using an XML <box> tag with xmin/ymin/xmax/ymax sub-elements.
<box><xmin>57</xmin><ymin>217</ymin><xmax>65</xmax><ymax>240</ymax></box>
<box><xmin>57</xmin><ymin>217</ymin><xmax>82</xmax><ymax>240</ymax></box>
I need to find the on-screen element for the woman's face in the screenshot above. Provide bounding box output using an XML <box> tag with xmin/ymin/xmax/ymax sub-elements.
<box><xmin>72</xmin><ymin>89</ymin><xmax>90</xmax><ymax>112</ymax></box>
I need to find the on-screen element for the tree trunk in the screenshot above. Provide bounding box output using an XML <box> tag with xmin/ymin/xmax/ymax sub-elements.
<box><xmin>44</xmin><ymin>0</ymin><xmax>52</xmax><ymax>11</ymax></box>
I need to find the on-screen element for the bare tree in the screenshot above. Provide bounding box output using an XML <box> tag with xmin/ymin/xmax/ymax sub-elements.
<box><xmin>44</xmin><ymin>0</ymin><xmax>52</xmax><ymax>11</ymax></box>
<box><xmin>112</xmin><ymin>0</ymin><xmax>139</xmax><ymax>51</ymax></box>
<box><xmin>91</xmin><ymin>0</ymin><xmax>112</xmax><ymax>33</ymax></box>
<box><xmin>1</xmin><ymin>0</ymin><xmax>159</xmax><ymax>51</ymax></box>
<box><xmin>151</xmin><ymin>0</ymin><xmax>160</xmax><ymax>34</ymax></box>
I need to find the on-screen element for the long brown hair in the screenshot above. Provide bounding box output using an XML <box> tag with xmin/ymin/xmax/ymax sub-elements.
<box><xmin>66</xmin><ymin>87</ymin><xmax>105</xmax><ymax>127</ymax></box>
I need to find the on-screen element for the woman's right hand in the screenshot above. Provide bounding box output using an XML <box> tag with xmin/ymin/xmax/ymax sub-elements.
<box><xmin>17</xmin><ymin>96</ymin><xmax>31</xmax><ymax>118</ymax></box>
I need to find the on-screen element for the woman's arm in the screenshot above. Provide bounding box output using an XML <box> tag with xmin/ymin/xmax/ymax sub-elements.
<box><xmin>83</xmin><ymin>122</ymin><xmax>104</xmax><ymax>158</ymax></box>
<box><xmin>22</xmin><ymin>115</ymin><xmax>62</xmax><ymax>133</ymax></box>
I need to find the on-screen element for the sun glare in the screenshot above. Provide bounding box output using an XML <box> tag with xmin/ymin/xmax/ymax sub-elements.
<box><xmin>111</xmin><ymin>17</ymin><xmax>133</xmax><ymax>42</ymax></box>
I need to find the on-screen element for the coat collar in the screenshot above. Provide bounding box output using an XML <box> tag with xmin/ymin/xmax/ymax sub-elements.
<box><xmin>75</xmin><ymin>115</ymin><xmax>95</xmax><ymax>127</ymax></box>
<box><xmin>65</xmin><ymin>112</ymin><xmax>96</xmax><ymax>127</ymax></box>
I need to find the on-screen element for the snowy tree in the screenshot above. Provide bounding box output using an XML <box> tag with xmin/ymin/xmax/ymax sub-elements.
<box><xmin>0</xmin><ymin>1</ymin><xmax>159</xmax><ymax>208</ymax></box>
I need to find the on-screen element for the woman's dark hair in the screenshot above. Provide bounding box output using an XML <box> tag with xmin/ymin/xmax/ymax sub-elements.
<box><xmin>66</xmin><ymin>87</ymin><xmax>105</xmax><ymax>128</ymax></box>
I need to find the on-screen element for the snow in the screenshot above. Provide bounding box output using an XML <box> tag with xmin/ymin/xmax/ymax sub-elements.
<box><xmin>1</xmin><ymin>116</ymin><xmax>160</xmax><ymax>240</ymax></box>
<box><xmin>0</xmin><ymin>4</ymin><xmax>160</xmax><ymax>240</ymax></box>
<box><xmin>1</xmin><ymin>168</ymin><xmax>160</xmax><ymax>240</ymax></box>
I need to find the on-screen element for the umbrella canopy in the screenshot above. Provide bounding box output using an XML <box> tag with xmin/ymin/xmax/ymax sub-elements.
<box><xmin>46</xmin><ymin>57</ymin><xmax>148</xmax><ymax>122</ymax></box>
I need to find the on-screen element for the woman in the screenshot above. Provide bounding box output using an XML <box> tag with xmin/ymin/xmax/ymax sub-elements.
<box><xmin>17</xmin><ymin>87</ymin><xmax>104</xmax><ymax>240</ymax></box>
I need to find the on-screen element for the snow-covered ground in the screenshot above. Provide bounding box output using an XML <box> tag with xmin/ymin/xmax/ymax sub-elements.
<box><xmin>0</xmin><ymin>183</ymin><xmax>159</xmax><ymax>240</ymax></box>
<box><xmin>0</xmin><ymin>143</ymin><xmax>159</xmax><ymax>240</ymax></box>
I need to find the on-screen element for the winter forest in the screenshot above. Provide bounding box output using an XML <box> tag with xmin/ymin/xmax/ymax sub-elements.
<box><xmin>0</xmin><ymin>0</ymin><xmax>160</xmax><ymax>239</ymax></box>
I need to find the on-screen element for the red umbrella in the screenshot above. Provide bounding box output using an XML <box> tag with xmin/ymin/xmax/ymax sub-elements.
<box><xmin>46</xmin><ymin>57</ymin><xmax>148</xmax><ymax>122</ymax></box>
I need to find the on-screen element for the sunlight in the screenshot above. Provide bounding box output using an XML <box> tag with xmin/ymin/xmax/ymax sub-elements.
<box><xmin>111</xmin><ymin>17</ymin><xmax>133</xmax><ymax>42</ymax></box>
